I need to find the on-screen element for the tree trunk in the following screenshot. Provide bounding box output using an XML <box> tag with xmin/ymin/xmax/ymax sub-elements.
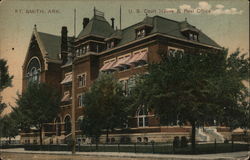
<box><xmin>39</xmin><ymin>125</ymin><xmax>43</xmax><ymax>146</ymax></box>
<box><xmin>106</xmin><ymin>128</ymin><xmax>109</xmax><ymax>143</ymax></box>
<box><xmin>190</xmin><ymin>121</ymin><xmax>196</xmax><ymax>154</ymax></box>
<box><xmin>8</xmin><ymin>137</ymin><xmax>11</xmax><ymax>144</ymax></box>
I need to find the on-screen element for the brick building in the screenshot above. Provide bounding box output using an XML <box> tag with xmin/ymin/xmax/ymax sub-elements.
<box><xmin>21</xmin><ymin>9</ymin><xmax>231</xmax><ymax>144</ymax></box>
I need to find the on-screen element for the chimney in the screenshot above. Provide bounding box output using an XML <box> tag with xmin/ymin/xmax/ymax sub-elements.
<box><xmin>111</xmin><ymin>17</ymin><xmax>115</xmax><ymax>29</ymax></box>
<box><xmin>61</xmin><ymin>26</ymin><xmax>68</xmax><ymax>64</ymax></box>
<box><xmin>83</xmin><ymin>18</ymin><xmax>89</xmax><ymax>29</ymax></box>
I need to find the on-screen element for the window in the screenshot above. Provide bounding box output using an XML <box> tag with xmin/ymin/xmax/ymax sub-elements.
<box><xmin>189</xmin><ymin>33</ymin><xmax>198</xmax><ymax>41</ymax></box>
<box><xmin>64</xmin><ymin>115</ymin><xmax>71</xmax><ymax>135</ymax></box>
<box><xmin>96</xmin><ymin>44</ymin><xmax>99</xmax><ymax>53</ymax></box>
<box><xmin>194</xmin><ymin>34</ymin><xmax>198</xmax><ymax>41</ymax></box>
<box><xmin>189</xmin><ymin>33</ymin><xmax>193</xmax><ymax>40</ymax></box>
<box><xmin>107</xmin><ymin>40</ymin><xmax>115</xmax><ymax>49</ymax></box>
<box><xmin>120</xmin><ymin>78</ymin><xmax>129</xmax><ymax>95</ymax></box>
<box><xmin>167</xmin><ymin>47</ymin><xmax>184</xmax><ymax>57</ymax></box>
<box><xmin>120</xmin><ymin>77</ymin><xmax>135</xmax><ymax>96</ymax></box>
<box><xmin>141</xmin><ymin>29</ymin><xmax>145</xmax><ymax>36</ymax></box>
<box><xmin>86</xmin><ymin>45</ymin><xmax>90</xmax><ymax>52</ymax></box>
<box><xmin>77</xmin><ymin>116</ymin><xmax>84</xmax><ymax>130</ymax></box>
<box><xmin>27</xmin><ymin>67</ymin><xmax>40</xmax><ymax>83</ymax></box>
<box><xmin>55</xmin><ymin>117</ymin><xmax>61</xmax><ymax>136</ymax></box>
<box><xmin>83</xmin><ymin>46</ymin><xmax>86</xmax><ymax>54</ymax></box>
<box><xmin>76</xmin><ymin>48</ymin><xmax>80</xmax><ymax>56</ymax></box>
<box><xmin>137</xmin><ymin>107</ymin><xmax>149</xmax><ymax>127</ymax></box>
<box><xmin>78</xmin><ymin>73</ymin><xmax>86</xmax><ymax>87</ymax></box>
<box><xmin>111</xmin><ymin>41</ymin><xmax>114</xmax><ymax>48</ymax></box>
<box><xmin>77</xmin><ymin>93</ymin><xmax>84</xmax><ymax>107</ymax></box>
<box><xmin>136</xmin><ymin>29</ymin><xmax>146</xmax><ymax>38</ymax></box>
<box><xmin>26</xmin><ymin>57</ymin><xmax>41</xmax><ymax>84</ymax></box>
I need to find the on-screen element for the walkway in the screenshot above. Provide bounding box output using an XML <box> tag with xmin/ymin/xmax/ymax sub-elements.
<box><xmin>0</xmin><ymin>148</ymin><xmax>249</xmax><ymax>160</ymax></box>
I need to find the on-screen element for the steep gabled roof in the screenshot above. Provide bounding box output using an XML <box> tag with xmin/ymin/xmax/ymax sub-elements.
<box><xmin>37</xmin><ymin>32</ymin><xmax>61</xmax><ymax>60</ymax></box>
<box><xmin>77</xmin><ymin>15</ymin><xmax>114</xmax><ymax>39</ymax></box>
<box><xmin>23</xmin><ymin>26</ymin><xmax>61</xmax><ymax>71</ymax></box>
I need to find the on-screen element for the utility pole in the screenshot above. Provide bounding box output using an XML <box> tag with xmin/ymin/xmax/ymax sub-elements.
<box><xmin>71</xmin><ymin>51</ymin><xmax>76</xmax><ymax>154</ymax></box>
<box><xmin>71</xmin><ymin>8</ymin><xmax>76</xmax><ymax>154</ymax></box>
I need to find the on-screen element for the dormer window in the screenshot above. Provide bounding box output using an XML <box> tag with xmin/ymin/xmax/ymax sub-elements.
<box><xmin>141</xmin><ymin>29</ymin><xmax>145</xmax><ymax>36</ymax></box>
<box><xmin>194</xmin><ymin>34</ymin><xmax>198</xmax><ymax>41</ymax></box>
<box><xmin>111</xmin><ymin>41</ymin><xmax>114</xmax><ymax>48</ymax></box>
<box><xmin>106</xmin><ymin>40</ymin><xmax>115</xmax><ymax>49</ymax></box>
<box><xmin>188</xmin><ymin>33</ymin><xmax>198</xmax><ymax>41</ymax></box>
<box><xmin>136</xmin><ymin>29</ymin><xmax>146</xmax><ymax>38</ymax></box>
<box><xmin>189</xmin><ymin>33</ymin><xmax>193</xmax><ymax>40</ymax></box>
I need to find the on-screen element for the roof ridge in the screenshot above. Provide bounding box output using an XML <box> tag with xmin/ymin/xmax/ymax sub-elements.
<box><xmin>37</xmin><ymin>31</ymin><xmax>60</xmax><ymax>37</ymax></box>
<box><xmin>153</xmin><ymin>15</ymin><xmax>181</xmax><ymax>24</ymax></box>
<box><xmin>121</xmin><ymin>21</ymin><xmax>143</xmax><ymax>32</ymax></box>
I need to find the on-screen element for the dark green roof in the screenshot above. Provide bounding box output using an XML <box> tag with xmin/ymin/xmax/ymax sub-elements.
<box><xmin>77</xmin><ymin>15</ymin><xmax>114</xmax><ymax>39</ymax></box>
<box><xmin>37</xmin><ymin>32</ymin><xmax>61</xmax><ymax>60</ymax></box>
<box><xmin>116</xmin><ymin>16</ymin><xmax>220</xmax><ymax>48</ymax></box>
<box><xmin>179</xmin><ymin>21</ymin><xmax>199</xmax><ymax>32</ymax></box>
<box><xmin>106</xmin><ymin>30</ymin><xmax>122</xmax><ymax>40</ymax></box>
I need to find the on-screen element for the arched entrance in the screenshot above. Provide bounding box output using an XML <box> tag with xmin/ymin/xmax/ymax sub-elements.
<box><xmin>64</xmin><ymin>115</ymin><xmax>71</xmax><ymax>135</ymax></box>
<box><xmin>55</xmin><ymin>117</ymin><xmax>61</xmax><ymax>136</ymax></box>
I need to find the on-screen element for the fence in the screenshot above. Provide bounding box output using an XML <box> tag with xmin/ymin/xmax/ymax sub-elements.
<box><xmin>23</xmin><ymin>140</ymin><xmax>250</xmax><ymax>154</ymax></box>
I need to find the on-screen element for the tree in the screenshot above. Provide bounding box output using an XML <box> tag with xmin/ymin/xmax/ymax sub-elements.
<box><xmin>0</xmin><ymin>59</ymin><xmax>13</xmax><ymax>92</ymax></box>
<box><xmin>16</xmin><ymin>82</ymin><xmax>60</xmax><ymax>145</ymax></box>
<box><xmin>81</xmin><ymin>73</ymin><xmax>130</xmax><ymax>143</ymax></box>
<box><xmin>131</xmin><ymin>49</ymin><xmax>249</xmax><ymax>153</ymax></box>
<box><xmin>0</xmin><ymin>59</ymin><xmax>13</xmax><ymax>114</ymax></box>
<box><xmin>0</xmin><ymin>112</ymin><xmax>19</xmax><ymax>144</ymax></box>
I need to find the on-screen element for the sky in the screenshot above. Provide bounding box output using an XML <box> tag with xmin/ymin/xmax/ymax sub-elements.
<box><xmin>0</xmin><ymin>0</ymin><xmax>249</xmax><ymax>115</ymax></box>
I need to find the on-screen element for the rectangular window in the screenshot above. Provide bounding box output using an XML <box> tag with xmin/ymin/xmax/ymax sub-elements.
<box><xmin>120</xmin><ymin>78</ymin><xmax>129</xmax><ymax>95</ymax></box>
<box><xmin>78</xmin><ymin>73</ymin><xmax>86</xmax><ymax>88</ymax></box>
<box><xmin>139</xmin><ymin>117</ymin><xmax>144</xmax><ymax>127</ymax></box>
<box><xmin>194</xmin><ymin>34</ymin><xmax>198</xmax><ymax>41</ymax></box>
<box><xmin>189</xmin><ymin>33</ymin><xmax>193</xmax><ymax>40</ymax></box>
<box><xmin>78</xmin><ymin>93</ymin><xmax>84</xmax><ymax>107</ymax></box>
<box><xmin>168</xmin><ymin>47</ymin><xmax>184</xmax><ymax>57</ymax></box>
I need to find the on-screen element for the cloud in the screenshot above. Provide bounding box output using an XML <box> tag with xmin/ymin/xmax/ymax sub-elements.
<box><xmin>216</xmin><ymin>4</ymin><xmax>224</xmax><ymax>9</ymax></box>
<box><xmin>179</xmin><ymin>4</ymin><xmax>192</xmax><ymax>10</ymax></box>
<box><xmin>198</xmin><ymin>1</ymin><xmax>211</xmax><ymax>10</ymax></box>
<box><xmin>211</xmin><ymin>7</ymin><xmax>243</xmax><ymax>15</ymax></box>
<box><xmin>166</xmin><ymin>1</ymin><xmax>243</xmax><ymax>15</ymax></box>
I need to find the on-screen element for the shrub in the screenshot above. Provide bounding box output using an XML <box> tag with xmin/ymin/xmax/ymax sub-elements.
<box><xmin>173</xmin><ymin>136</ymin><xmax>180</xmax><ymax>148</ymax></box>
<box><xmin>180</xmin><ymin>136</ymin><xmax>188</xmax><ymax>148</ymax></box>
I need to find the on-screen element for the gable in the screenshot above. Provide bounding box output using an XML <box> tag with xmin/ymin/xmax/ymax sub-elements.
<box><xmin>23</xmin><ymin>26</ymin><xmax>61</xmax><ymax>71</ymax></box>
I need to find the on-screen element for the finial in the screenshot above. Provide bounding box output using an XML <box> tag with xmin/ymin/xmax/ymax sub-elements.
<box><xmin>34</xmin><ymin>24</ymin><xmax>37</xmax><ymax>31</ymax></box>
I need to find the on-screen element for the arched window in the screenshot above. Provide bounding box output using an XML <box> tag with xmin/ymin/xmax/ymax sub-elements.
<box><xmin>77</xmin><ymin>116</ymin><xmax>84</xmax><ymax>130</ymax></box>
<box><xmin>137</xmin><ymin>106</ymin><xmax>149</xmax><ymax>127</ymax></box>
<box><xmin>64</xmin><ymin>115</ymin><xmax>71</xmax><ymax>135</ymax></box>
<box><xmin>55</xmin><ymin>117</ymin><xmax>61</xmax><ymax>136</ymax></box>
<box><xmin>30</xmin><ymin>67</ymin><xmax>39</xmax><ymax>82</ymax></box>
<box><xmin>26</xmin><ymin>57</ymin><xmax>41</xmax><ymax>83</ymax></box>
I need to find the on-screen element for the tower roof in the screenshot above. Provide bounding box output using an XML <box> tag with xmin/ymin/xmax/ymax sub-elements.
<box><xmin>77</xmin><ymin>14</ymin><xmax>114</xmax><ymax>40</ymax></box>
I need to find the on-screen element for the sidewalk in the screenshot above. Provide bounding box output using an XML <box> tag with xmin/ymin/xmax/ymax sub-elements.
<box><xmin>1</xmin><ymin>148</ymin><xmax>249</xmax><ymax>160</ymax></box>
